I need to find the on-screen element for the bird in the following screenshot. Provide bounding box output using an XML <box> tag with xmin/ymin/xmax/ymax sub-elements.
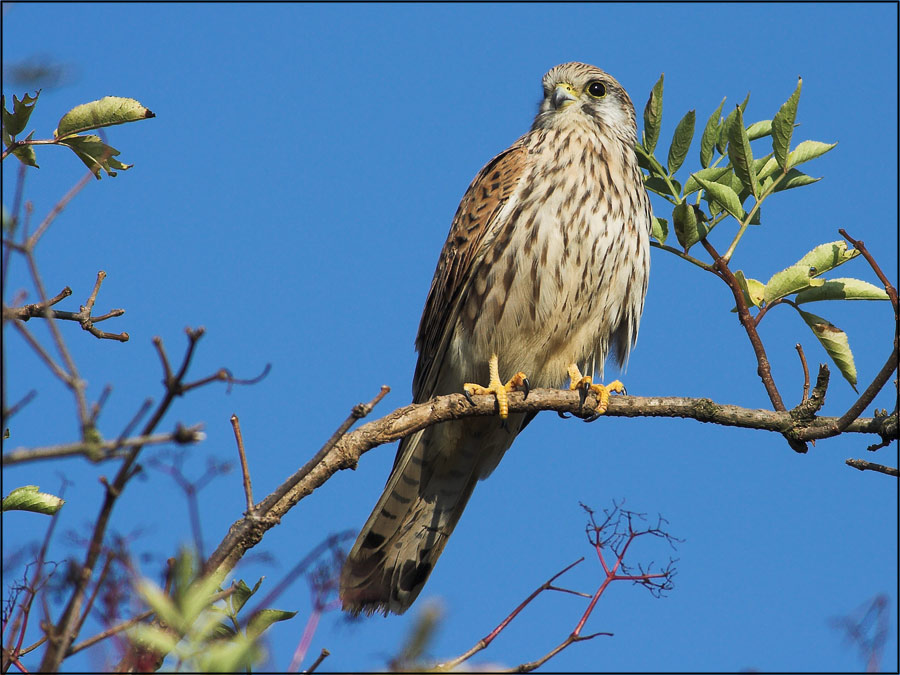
<box><xmin>340</xmin><ymin>62</ymin><xmax>651</xmax><ymax>616</ymax></box>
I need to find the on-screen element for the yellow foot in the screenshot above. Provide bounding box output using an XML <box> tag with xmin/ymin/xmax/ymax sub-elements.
<box><xmin>567</xmin><ymin>363</ymin><xmax>625</xmax><ymax>417</ymax></box>
<box><xmin>464</xmin><ymin>353</ymin><xmax>529</xmax><ymax>419</ymax></box>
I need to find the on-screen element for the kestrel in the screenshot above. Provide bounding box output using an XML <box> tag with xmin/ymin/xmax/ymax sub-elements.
<box><xmin>341</xmin><ymin>62</ymin><xmax>651</xmax><ymax>615</ymax></box>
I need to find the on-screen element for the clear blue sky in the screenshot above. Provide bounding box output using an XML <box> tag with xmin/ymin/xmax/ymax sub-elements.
<box><xmin>3</xmin><ymin>3</ymin><xmax>897</xmax><ymax>672</ymax></box>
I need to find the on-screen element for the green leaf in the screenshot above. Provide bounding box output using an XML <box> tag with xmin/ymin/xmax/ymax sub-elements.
<box><xmin>651</xmin><ymin>216</ymin><xmax>668</xmax><ymax>244</ymax></box>
<box><xmin>699</xmin><ymin>97</ymin><xmax>726</xmax><ymax>168</ymax></box>
<box><xmin>772</xmin><ymin>77</ymin><xmax>802</xmax><ymax>170</ymax></box>
<box><xmin>764</xmin><ymin>265</ymin><xmax>825</xmax><ymax>303</ymax></box>
<box><xmin>247</xmin><ymin>609</ymin><xmax>298</xmax><ymax>639</ymax></box>
<box><xmin>11</xmin><ymin>130</ymin><xmax>39</xmax><ymax>168</ymax></box>
<box><xmin>795</xmin><ymin>277</ymin><xmax>891</xmax><ymax>304</ymax></box>
<box><xmin>773</xmin><ymin>168</ymin><xmax>821</xmax><ymax>192</ymax></box>
<box><xmin>684</xmin><ymin>166</ymin><xmax>731</xmax><ymax>195</ymax></box>
<box><xmin>716</xmin><ymin>91</ymin><xmax>749</xmax><ymax>155</ymax></box>
<box><xmin>666</xmin><ymin>109</ymin><xmax>695</xmax><ymax>175</ymax></box>
<box><xmin>728</xmin><ymin>106</ymin><xmax>758</xmax><ymax>197</ymax></box>
<box><xmin>733</xmin><ymin>270</ymin><xmax>766</xmax><ymax>309</ymax></box>
<box><xmin>746</xmin><ymin>119</ymin><xmax>773</xmax><ymax>140</ymax></box>
<box><xmin>673</xmin><ymin>201</ymin><xmax>708</xmax><ymax>250</ymax></box>
<box><xmin>128</xmin><ymin>623</ymin><xmax>180</xmax><ymax>655</ymax></box>
<box><xmin>2</xmin><ymin>91</ymin><xmax>41</xmax><ymax>137</ymax></box>
<box><xmin>55</xmin><ymin>96</ymin><xmax>155</xmax><ymax>139</ymax></box>
<box><xmin>642</xmin><ymin>74</ymin><xmax>664</xmax><ymax>153</ymax></box>
<box><xmin>692</xmin><ymin>174</ymin><xmax>746</xmax><ymax>221</ymax></box>
<box><xmin>2</xmin><ymin>485</ymin><xmax>65</xmax><ymax>515</ymax></box>
<box><xmin>230</xmin><ymin>580</ymin><xmax>253</xmax><ymax>615</ymax></box>
<box><xmin>795</xmin><ymin>308</ymin><xmax>858</xmax><ymax>389</ymax></box>
<box><xmin>57</xmin><ymin>134</ymin><xmax>132</xmax><ymax>178</ymax></box>
<box><xmin>137</xmin><ymin>579</ymin><xmax>184</xmax><ymax>632</ymax></box>
<box><xmin>196</xmin><ymin>635</ymin><xmax>261</xmax><ymax>673</ymax></box>
<box><xmin>796</xmin><ymin>240</ymin><xmax>859</xmax><ymax>275</ymax></box>
<box><xmin>762</xmin><ymin>241</ymin><xmax>860</xmax><ymax>304</ymax></box>
<box><xmin>182</xmin><ymin>569</ymin><xmax>227</xmax><ymax>625</ymax></box>
<box><xmin>786</xmin><ymin>140</ymin><xmax>837</xmax><ymax>169</ymax></box>
<box><xmin>644</xmin><ymin>176</ymin><xmax>681</xmax><ymax>199</ymax></box>
<box><xmin>755</xmin><ymin>154</ymin><xmax>780</xmax><ymax>183</ymax></box>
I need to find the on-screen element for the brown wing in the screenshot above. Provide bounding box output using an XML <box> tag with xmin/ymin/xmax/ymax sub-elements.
<box><xmin>412</xmin><ymin>138</ymin><xmax>531</xmax><ymax>400</ymax></box>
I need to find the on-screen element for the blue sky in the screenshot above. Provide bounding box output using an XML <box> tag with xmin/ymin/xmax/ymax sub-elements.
<box><xmin>3</xmin><ymin>2</ymin><xmax>897</xmax><ymax>672</ymax></box>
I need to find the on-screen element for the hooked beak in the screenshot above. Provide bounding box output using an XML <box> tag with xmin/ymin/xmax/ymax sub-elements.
<box><xmin>552</xmin><ymin>83</ymin><xmax>578</xmax><ymax>109</ymax></box>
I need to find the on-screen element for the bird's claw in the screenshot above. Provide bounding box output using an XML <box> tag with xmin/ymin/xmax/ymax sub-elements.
<box><xmin>462</xmin><ymin>355</ymin><xmax>529</xmax><ymax>420</ymax></box>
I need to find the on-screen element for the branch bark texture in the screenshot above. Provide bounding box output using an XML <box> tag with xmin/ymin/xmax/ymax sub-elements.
<box><xmin>205</xmin><ymin>387</ymin><xmax>897</xmax><ymax>579</ymax></box>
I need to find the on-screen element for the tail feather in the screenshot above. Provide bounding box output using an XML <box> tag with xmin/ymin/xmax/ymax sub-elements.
<box><xmin>340</xmin><ymin>414</ymin><xmax>524</xmax><ymax>615</ymax></box>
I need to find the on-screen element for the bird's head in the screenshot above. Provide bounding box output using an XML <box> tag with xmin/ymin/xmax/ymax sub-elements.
<box><xmin>532</xmin><ymin>62</ymin><xmax>636</xmax><ymax>141</ymax></box>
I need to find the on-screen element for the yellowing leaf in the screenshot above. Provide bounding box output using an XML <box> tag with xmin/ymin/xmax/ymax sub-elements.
<box><xmin>795</xmin><ymin>308</ymin><xmax>857</xmax><ymax>389</ymax></box>
<box><xmin>795</xmin><ymin>278</ymin><xmax>891</xmax><ymax>303</ymax></box>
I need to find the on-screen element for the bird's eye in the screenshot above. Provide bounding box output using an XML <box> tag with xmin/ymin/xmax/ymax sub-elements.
<box><xmin>587</xmin><ymin>81</ymin><xmax>607</xmax><ymax>98</ymax></box>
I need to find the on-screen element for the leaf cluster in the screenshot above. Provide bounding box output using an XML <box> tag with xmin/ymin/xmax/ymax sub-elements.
<box><xmin>635</xmin><ymin>76</ymin><xmax>888</xmax><ymax>389</ymax></box>
<box><xmin>1</xmin><ymin>91</ymin><xmax>154</xmax><ymax>178</ymax></box>
<box><xmin>129</xmin><ymin>549</ymin><xmax>295</xmax><ymax>673</ymax></box>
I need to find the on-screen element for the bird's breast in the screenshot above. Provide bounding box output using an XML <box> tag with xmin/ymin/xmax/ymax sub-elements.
<box><xmin>451</xmin><ymin>132</ymin><xmax>649</xmax><ymax>389</ymax></box>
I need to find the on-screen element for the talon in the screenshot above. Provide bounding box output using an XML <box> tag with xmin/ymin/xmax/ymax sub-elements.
<box><xmin>522</xmin><ymin>377</ymin><xmax>531</xmax><ymax>399</ymax></box>
<box><xmin>462</xmin><ymin>355</ymin><xmax>529</xmax><ymax>420</ymax></box>
<box><xmin>565</xmin><ymin>365</ymin><xmax>626</xmax><ymax>418</ymax></box>
<box><xmin>463</xmin><ymin>389</ymin><xmax>476</xmax><ymax>406</ymax></box>
<box><xmin>557</xmin><ymin>411</ymin><xmax>571</xmax><ymax>419</ymax></box>
<box><xmin>577</xmin><ymin>385</ymin><xmax>588</xmax><ymax>408</ymax></box>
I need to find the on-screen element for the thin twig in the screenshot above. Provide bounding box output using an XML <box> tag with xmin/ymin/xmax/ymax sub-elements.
<box><xmin>795</xmin><ymin>343</ymin><xmax>810</xmax><ymax>404</ymax></box>
<box><xmin>27</xmin><ymin>170</ymin><xmax>95</xmax><ymax>248</ymax></box>
<box><xmin>9</xmin><ymin>320</ymin><xmax>70</xmax><ymax>383</ymax></box>
<box><xmin>1</xmin><ymin>164</ymin><xmax>28</xmax><ymax>291</ymax></box>
<box><xmin>244</xmin><ymin>532</ymin><xmax>354</xmax><ymax>628</ymax></box>
<box><xmin>845</xmin><ymin>459</ymin><xmax>898</xmax><ymax>477</ymax></box>
<box><xmin>205</xmin><ymin>386</ymin><xmax>390</xmax><ymax>576</ymax></box>
<box><xmin>2</xmin><ymin>286</ymin><xmax>73</xmax><ymax>320</ymax></box>
<box><xmin>701</xmin><ymin>238</ymin><xmax>787</xmax><ymax>412</ymax></box>
<box><xmin>839</xmin><ymin>229</ymin><xmax>899</xmax><ymax>314</ymax></box>
<box><xmin>436</xmin><ymin>558</ymin><xmax>586</xmax><ymax>671</ymax></box>
<box><xmin>89</xmin><ymin>385</ymin><xmax>114</xmax><ymax>425</ymax></box>
<box><xmin>66</xmin><ymin>610</ymin><xmax>154</xmax><ymax>656</ymax></box>
<box><xmin>304</xmin><ymin>648</ymin><xmax>330</xmax><ymax>674</ymax></box>
<box><xmin>23</xmin><ymin>249</ymin><xmax>91</xmax><ymax>433</ymax></box>
<box><xmin>71</xmin><ymin>554</ymin><xmax>114</xmax><ymax>645</ymax></box>
<box><xmin>231</xmin><ymin>414</ymin><xmax>254</xmax><ymax>512</ymax></box>
<box><xmin>3</xmin><ymin>389</ymin><xmax>37</xmax><ymax>421</ymax></box>
<box><xmin>2</xmin><ymin>425</ymin><xmax>205</xmax><ymax>466</ymax></box>
<box><xmin>40</xmin><ymin>329</ymin><xmax>226</xmax><ymax>671</ymax></box>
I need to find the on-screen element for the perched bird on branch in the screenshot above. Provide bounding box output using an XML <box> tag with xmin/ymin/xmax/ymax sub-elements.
<box><xmin>341</xmin><ymin>62</ymin><xmax>651</xmax><ymax>615</ymax></box>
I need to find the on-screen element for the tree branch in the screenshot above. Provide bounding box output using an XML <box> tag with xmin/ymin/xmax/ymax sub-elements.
<box><xmin>1</xmin><ymin>425</ymin><xmax>205</xmax><ymax>466</ymax></box>
<box><xmin>204</xmin><ymin>386</ymin><xmax>897</xmax><ymax>580</ymax></box>
<box><xmin>845</xmin><ymin>458</ymin><xmax>899</xmax><ymax>477</ymax></box>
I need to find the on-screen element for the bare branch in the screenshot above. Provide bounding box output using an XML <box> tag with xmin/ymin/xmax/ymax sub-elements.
<box><xmin>701</xmin><ymin>238</ymin><xmax>787</xmax><ymax>414</ymax></box>
<box><xmin>2</xmin><ymin>425</ymin><xmax>205</xmax><ymax>466</ymax></box>
<box><xmin>304</xmin><ymin>648</ymin><xmax>330</xmax><ymax>674</ymax></box>
<box><xmin>231</xmin><ymin>414</ymin><xmax>254</xmax><ymax>513</ymax></box>
<box><xmin>795</xmin><ymin>343</ymin><xmax>810</xmax><ymax>404</ymax></box>
<box><xmin>845</xmin><ymin>458</ymin><xmax>898</xmax><ymax>477</ymax></box>
<box><xmin>66</xmin><ymin>609</ymin><xmax>154</xmax><ymax>657</ymax></box>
